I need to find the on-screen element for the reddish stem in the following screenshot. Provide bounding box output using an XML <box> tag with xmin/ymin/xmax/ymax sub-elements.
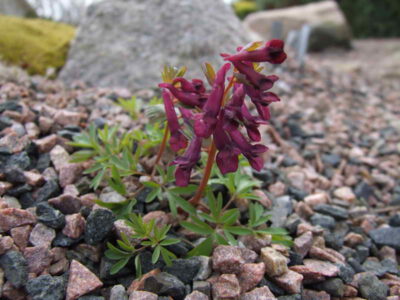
<box><xmin>189</xmin><ymin>74</ymin><xmax>236</xmax><ymax>206</ymax></box>
<box><xmin>152</xmin><ymin>126</ymin><xmax>169</xmax><ymax>176</ymax></box>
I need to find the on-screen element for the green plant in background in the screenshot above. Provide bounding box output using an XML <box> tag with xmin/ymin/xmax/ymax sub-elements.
<box><xmin>116</xmin><ymin>96</ymin><xmax>142</xmax><ymax>120</ymax></box>
<box><xmin>105</xmin><ymin>213</ymin><xmax>180</xmax><ymax>275</ymax></box>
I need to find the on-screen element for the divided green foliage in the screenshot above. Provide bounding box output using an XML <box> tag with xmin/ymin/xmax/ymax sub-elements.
<box><xmin>116</xmin><ymin>96</ymin><xmax>142</xmax><ymax>120</ymax></box>
<box><xmin>105</xmin><ymin>213</ymin><xmax>180</xmax><ymax>276</ymax></box>
<box><xmin>69</xmin><ymin>122</ymin><xmax>164</xmax><ymax>194</ymax></box>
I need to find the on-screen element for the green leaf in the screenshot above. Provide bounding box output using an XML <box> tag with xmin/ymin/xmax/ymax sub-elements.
<box><xmin>152</xmin><ymin>245</ymin><xmax>161</xmax><ymax>264</ymax></box>
<box><xmin>258</xmin><ymin>228</ymin><xmax>289</xmax><ymax>235</ymax></box>
<box><xmin>160</xmin><ymin>238</ymin><xmax>180</xmax><ymax>246</ymax></box>
<box><xmin>167</xmin><ymin>192</ymin><xmax>196</xmax><ymax>216</ymax></box>
<box><xmin>169</xmin><ymin>184</ymin><xmax>197</xmax><ymax>195</ymax></box>
<box><xmin>110</xmin><ymin>256</ymin><xmax>131</xmax><ymax>275</ymax></box>
<box><xmin>187</xmin><ymin>236</ymin><xmax>214</xmax><ymax>257</ymax></box>
<box><xmin>160</xmin><ymin>246</ymin><xmax>176</xmax><ymax>266</ymax></box>
<box><xmin>70</xmin><ymin>150</ymin><xmax>95</xmax><ymax>163</ymax></box>
<box><xmin>145</xmin><ymin>186</ymin><xmax>161</xmax><ymax>203</ymax></box>
<box><xmin>223</xmin><ymin>229</ymin><xmax>238</xmax><ymax>246</ymax></box>
<box><xmin>117</xmin><ymin>239</ymin><xmax>135</xmax><ymax>252</ymax></box>
<box><xmin>135</xmin><ymin>254</ymin><xmax>142</xmax><ymax>278</ymax></box>
<box><xmin>108</xmin><ymin>165</ymin><xmax>127</xmax><ymax>195</ymax></box>
<box><xmin>91</xmin><ymin>168</ymin><xmax>106</xmax><ymax>190</ymax></box>
<box><xmin>220</xmin><ymin>209</ymin><xmax>239</xmax><ymax>226</ymax></box>
<box><xmin>271</xmin><ymin>235</ymin><xmax>293</xmax><ymax>247</ymax></box>
<box><xmin>180</xmin><ymin>220</ymin><xmax>214</xmax><ymax>235</ymax></box>
<box><xmin>214</xmin><ymin>233</ymin><xmax>229</xmax><ymax>245</ymax></box>
<box><xmin>224</xmin><ymin>226</ymin><xmax>253</xmax><ymax>235</ymax></box>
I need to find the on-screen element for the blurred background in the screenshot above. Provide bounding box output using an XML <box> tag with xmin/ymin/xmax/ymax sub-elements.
<box><xmin>0</xmin><ymin>0</ymin><xmax>399</xmax><ymax>86</ymax></box>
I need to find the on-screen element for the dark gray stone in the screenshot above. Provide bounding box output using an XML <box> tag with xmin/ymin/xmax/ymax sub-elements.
<box><xmin>144</xmin><ymin>272</ymin><xmax>186</xmax><ymax>300</ymax></box>
<box><xmin>53</xmin><ymin>232</ymin><xmax>81</xmax><ymax>247</ymax></box>
<box><xmin>0</xmin><ymin>116</ymin><xmax>12</xmax><ymax>130</ymax></box>
<box><xmin>314</xmin><ymin>278</ymin><xmax>344</xmax><ymax>297</ymax></box>
<box><xmin>192</xmin><ymin>281</ymin><xmax>211</xmax><ymax>298</ymax></box>
<box><xmin>4</xmin><ymin>167</ymin><xmax>26</xmax><ymax>184</ymax></box>
<box><xmin>77</xmin><ymin>296</ymin><xmax>105</xmax><ymax>300</ymax></box>
<box><xmin>259</xmin><ymin>278</ymin><xmax>285</xmax><ymax>296</ymax></box>
<box><xmin>0</xmin><ymin>250</ymin><xmax>28</xmax><ymax>288</ymax></box>
<box><xmin>321</xmin><ymin>153</ymin><xmax>341</xmax><ymax>167</ymax></box>
<box><xmin>358</xmin><ymin>272</ymin><xmax>388</xmax><ymax>300</ymax></box>
<box><xmin>381</xmin><ymin>258</ymin><xmax>400</xmax><ymax>276</ymax></box>
<box><xmin>140</xmin><ymin>251</ymin><xmax>165</xmax><ymax>274</ymax></box>
<box><xmin>362</xmin><ymin>259</ymin><xmax>387</xmax><ymax>277</ymax></box>
<box><xmin>84</xmin><ymin>209</ymin><xmax>115</xmax><ymax>245</ymax></box>
<box><xmin>36</xmin><ymin>202</ymin><xmax>65</xmax><ymax>229</ymax></box>
<box><xmin>314</xmin><ymin>204</ymin><xmax>348</xmax><ymax>220</ymax></box>
<box><xmin>347</xmin><ymin>257</ymin><xmax>365</xmax><ymax>273</ymax></box>
<box><xmin>277</xmin><ymin>295</ymin><xmax>301</xmax><ymax>300</ymax></box>
<box><xmin>36</xmin><ymin>179</ymin><xmax>60</xmax><ymax>202</ymax></box>
<box><xmin>389</xmin><ymin>213</ymin><xmax>400</xmax><ymax>227</ymax></box>
<box><xmin>369</xmin><ymin>227</ymin><xmax>400</xmax><ymax>250</ymax></box>
<box><xmin>355</xmin><ymin>245</ymin><xmax>369</xmax><ymax>263</ymax></box>
<box><xmin>99</xmin><ymin>256</ymin><xmax>131</xmax><ymax>280</ymax></box>
<box><xmin>7</xmin><ymin>152</ymin><xmax>31</xmax><ymax>170</ymax></box>
<box><xmin>164</xmin><ymin>257</ymin><xmax>201</xmax><ymax>284</ymax></box>
<box><xmin>287</xmin><ymin>186</ymin><xmax>307</xmax><ymax>201</ymax></box>
<box><xmin>336</xmin><ymin>263</ymin><xmax>355</xmax><ymax>284</ymax></box>
<box><xmin>6</xmin><ymin>183</ymin><xmax>32</xmax><ymax>197</ymax></box>
<box><xmin>26</xmin><ymin>274</ymin><xmax>66</xmax><ymax>300</ymax></box>
<box><xmin>36</xmin><ymin>153</ymin><xmax>51</xmax><ymax>172</ymax></box>
<box><xmin>355</xmin><ymin>181</ymin><xmax>375</xmax><ymax>200</ymax></box>
<box><xmin>310</xmin><ymin>213</ymin><xmax>336</xmax><ymax>230</ymax></box>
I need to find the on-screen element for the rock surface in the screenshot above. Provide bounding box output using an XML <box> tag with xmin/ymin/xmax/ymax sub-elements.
<box><xmin>60</xmin><ymin>0</ymin><xmax>248</xmax><ymax>90</ymax></box>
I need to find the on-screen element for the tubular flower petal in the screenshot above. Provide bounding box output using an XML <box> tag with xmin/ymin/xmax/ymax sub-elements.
<box><xmin>161</xmin><ymin>89</ymin><xmax>188</xmax><ymax>152</ymax></box>
<box><xmin>213</xmin><ymin>117</ymin><xmax>240</xmax><ymax>174</ymax></box>
<box><xmin>194</xmin><ymin>63</ymin><xmax>230</xmax><ymax>138</ymax></box>
<box><xmin>232</xmin><ymin>61</ymin><xmax>279</xmax><ymax>91</ymax></box>
<box><xmin>228</xmin><ymin>127</ymin><xmax>268</xmax><ymax>171</ymax></box>
<box><xmin>172</xmin><ymin>136</ymin><xmax>202</xmax><ymax>186</ymax></box>
<box><xmin>224</xmin><ymin>39</ymin><xmax>287</xmax><ymax>64</ymax></box>
<box><xmin>159</xmin><ymin>83</ymin><xmax>202</xmax><ymax>107</ymax></box>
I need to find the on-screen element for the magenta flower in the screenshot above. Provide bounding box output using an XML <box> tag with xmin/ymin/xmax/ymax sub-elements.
<box><xmin>172</xmin><ymin>136</ymin><xmax>202</xmax><ymax>186</ymax></box>
<box><xmin>224</xmin><ymin>39</ymin><xmax>287</xmax><ymax>64</ymax></box>
<box><xmin>159</xmin><ymin>83</ymin><xmax>203</xmax><ymax>107</ymax></box>
<box><xmin>194</xmin><ymin>63</ymin><xmax>230</xmax><ymax>138</ymax></box>
<box><xmin>161</xmin><ymin>89</ymin><xmax>188</xmax><ymax>152</ymax></box>
<box><xmin>228</xmin><ymin>126</ymin><xmax>268</xmax><ymax>171</ymax></box>
<box><xmin>159</xmin><ymin>39</ymin><xmax>287</xmax><ymax>186</ymax></box>
<box><xmin>232</xmin><ymin>60</ymin><xmax>279</xmax><ymax>92</ymax></box>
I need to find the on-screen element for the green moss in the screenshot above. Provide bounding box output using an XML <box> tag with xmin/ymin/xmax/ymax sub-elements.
<box><xmin>233</xmin><ymin>1</ymin><xmax>258</xmax><ymax>20</ymax></box>
<box><xmin>0</xmin><ymin>15</ymin><xmax>75</xmax><ymax>75</ymax></box>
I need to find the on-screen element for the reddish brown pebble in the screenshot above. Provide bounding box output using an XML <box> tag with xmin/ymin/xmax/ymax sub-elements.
<box><xmin>212</xmin><ymin>274</ymin><xmax>241</xmax><ymax>299</ymax></box>
<box><xmin>294</xmin><ymin>231</ymin><xmax>313</xmax><ymax>258</ymax></box>
<box><xmin>29</xmin><ymin>223</ymin><xmax>56</xmax><ymax>247</ymax></box>
<box><xmin>253</xmin><ymin>189</ymin><xmax>272</xmax><ymax>208</ymax></box>
<box><xmin>129</xmin><ymin>291</ymin><xmax>158</xmax><ymax>300</ymax></box>
<box><xmin>334</xmin><ymin>187</ymin><xmax>356</xmax><ymax>203</ymax></box>
<box><xmin>238</xmin><ymin>247</ymin><xmax>258</xmax><ymax>263</ymax></box>
<box><xmin>49</xmin><ymin>194</ymin><xmax>82</xmax><ymax>214</ymax></box>
<box><xmin>54</xmin><ymin>110</ymin><xmax>83</xmax><ymax>126</ymax></box>
<box><xmin>344</xmin><ymin>232</ymin><xmax>364</xmax><ymax>247</ymax></box>
<box><xmin>34</xmin><ymin>134</ymin><xmax>58</xmax><ymax>153</ymax></box>
<box><xmin>239</xmin><ymin>286</ymin><xmax>276</xmax><ymax>300</ymax></box>
<box><xmin>10</xmin><ymin>225</ymin><xmax>32</xmax><ymax>250</ymax></box>
<box><xmin>0</xmin><ymin>208</ymin><xmax>36</xmax><ymax>233</ymax></box>
<box><xmin>304</xmin><ymin>193</ymin><xmax>328</xmax><ymax>207</ymax></box>
<box><xmin>184</xmin><ymin>290</ymin><xmax>209</xmax><ymax>300</ymax></box>
<box><xmin>0</xmin><ymin>181</ymin><xmax>13</xmax><ymax>196</ymax></box>
<box><xmin>62</xmin><ymin>213</ymin><xmax>86</xmax><ymax>239</ymax></box>
<box><xmin>260</xmin><ymin>247</ymin><xmax>288</xmax><ymax>277</ymax></box>
<box><xmin>128</xmin><ymin>269</ymin><xmax>161</xmax><ymax>293</ymax></box>
<box><xmin>142</xmin><ymin>210</ymin><xmax>170</xmax><ymax>228</ymax></box>
<box><xmin>59</xmin><ymin>163</ymin><xmax>83</xmax><ymax>188</ymax></box>
<box><xmin>302</xmin><ymin>289</ymin><xmax>331</xmax><ymax>300</ymax></box>
<box><xmin>66</xmin><ymin>260</ymin><xmax>103</xmax><ymax>300</ymax></box>
<box><xmin>289</xmin><ymin>265</ymin><xmax>325</xmax><ymax>283</ymax></box>
<box><xmin>303</xmin><ymin>259</ymin><xmax>339</xmax><ymax>277</ymax></box>
<box><xmin>1</xmin><ymin>281</ymin><xmax>27</xmax><ymax>300</ymax></box>
<box><xmin>238</xmin><ymin>234</ymin><xmax>271</xmax><ymax>252</ymax></box>
<box><xmin>309</xmin><ymin>246</ymin><xmax>345</xmax><ymax>264</ymax></box>
<box><xmin>273</xmin><ymin>269</ymin><xmax>303</xmax><ymax>294</ymax></box>
<box><xmin>0</xmin><ymin>236</ymin><xmax>14</xmax><ymax>255</ymax></box>
<box><xmin>49</xmin><ymin>257</ymin><xmax>69</xmax><ymax>275</ymax></box>
<box><xmin>24</xmin><ymin>245</ymin><xmax>53</xmax><ymax>274</ymax></box>
<box><xmin>344</xmin><ymin>284</ymin><xmax>358</xmax><ymax>297</ymax></box>
<box><xmin>23</xmin><ymin>171</ymin><xmax>44</xmax><ymax>186</ymax></box>
<box><xmin>239</xmin><ymin>262</ymin><xmax>266</xmax><ymax>292</ymax></box>
<box><xmin>212</xmin><ymin>245</ymin><xmax>245</xmax><ymax>274</ymax></box>
<box><xmin>50</xmin><ymin>145</ymin><xmax>70</xmax><ymax>171</ymax></box>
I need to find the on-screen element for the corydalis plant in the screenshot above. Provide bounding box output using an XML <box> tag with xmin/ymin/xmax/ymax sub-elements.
<box><xmin>159</xmin><ymin>40</ymin><xmax>287</xmax><ymax>204</ymax></box>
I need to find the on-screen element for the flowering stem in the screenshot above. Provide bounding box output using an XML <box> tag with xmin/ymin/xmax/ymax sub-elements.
<box><xmin>189</xmin><ymin>141</ymin><xmax>217</xmax><ymax>205</ymax></box>
<box><xmin>189</xmin><ymin>75</ymin><xmax>236</xmax><ymax>206</ymax></box>
<box><xmin>151</xmin><ymin>126</ymin><xmax>169</xmax><ymax>176</ymax></box>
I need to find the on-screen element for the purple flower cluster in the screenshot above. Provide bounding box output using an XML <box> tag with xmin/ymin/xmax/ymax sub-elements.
<box><xmin>159</xmin><ymin>40</ymin><xmax>287</xmax><ymax>186</ymax></box>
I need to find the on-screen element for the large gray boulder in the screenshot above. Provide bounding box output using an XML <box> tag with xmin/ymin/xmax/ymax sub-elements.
<box><xmin>0</xmin><ymin>0</ymin><xmax>36</xmax><ymax>17</ymax></box>
<box><xmin>59</xmin><ymin>0</ymin><xmax>249</xmax><ymax>90</ymax></box>
<box><xmin>243</xmin><ymin>0</ymin><xmax>351</xmax><ymax>51</ymax></box>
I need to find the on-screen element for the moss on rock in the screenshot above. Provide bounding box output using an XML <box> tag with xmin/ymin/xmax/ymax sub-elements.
<box><xmin>0</xmin><ymin>15</ymin><xmax>75</xmax><ymax>75</ymax></box>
